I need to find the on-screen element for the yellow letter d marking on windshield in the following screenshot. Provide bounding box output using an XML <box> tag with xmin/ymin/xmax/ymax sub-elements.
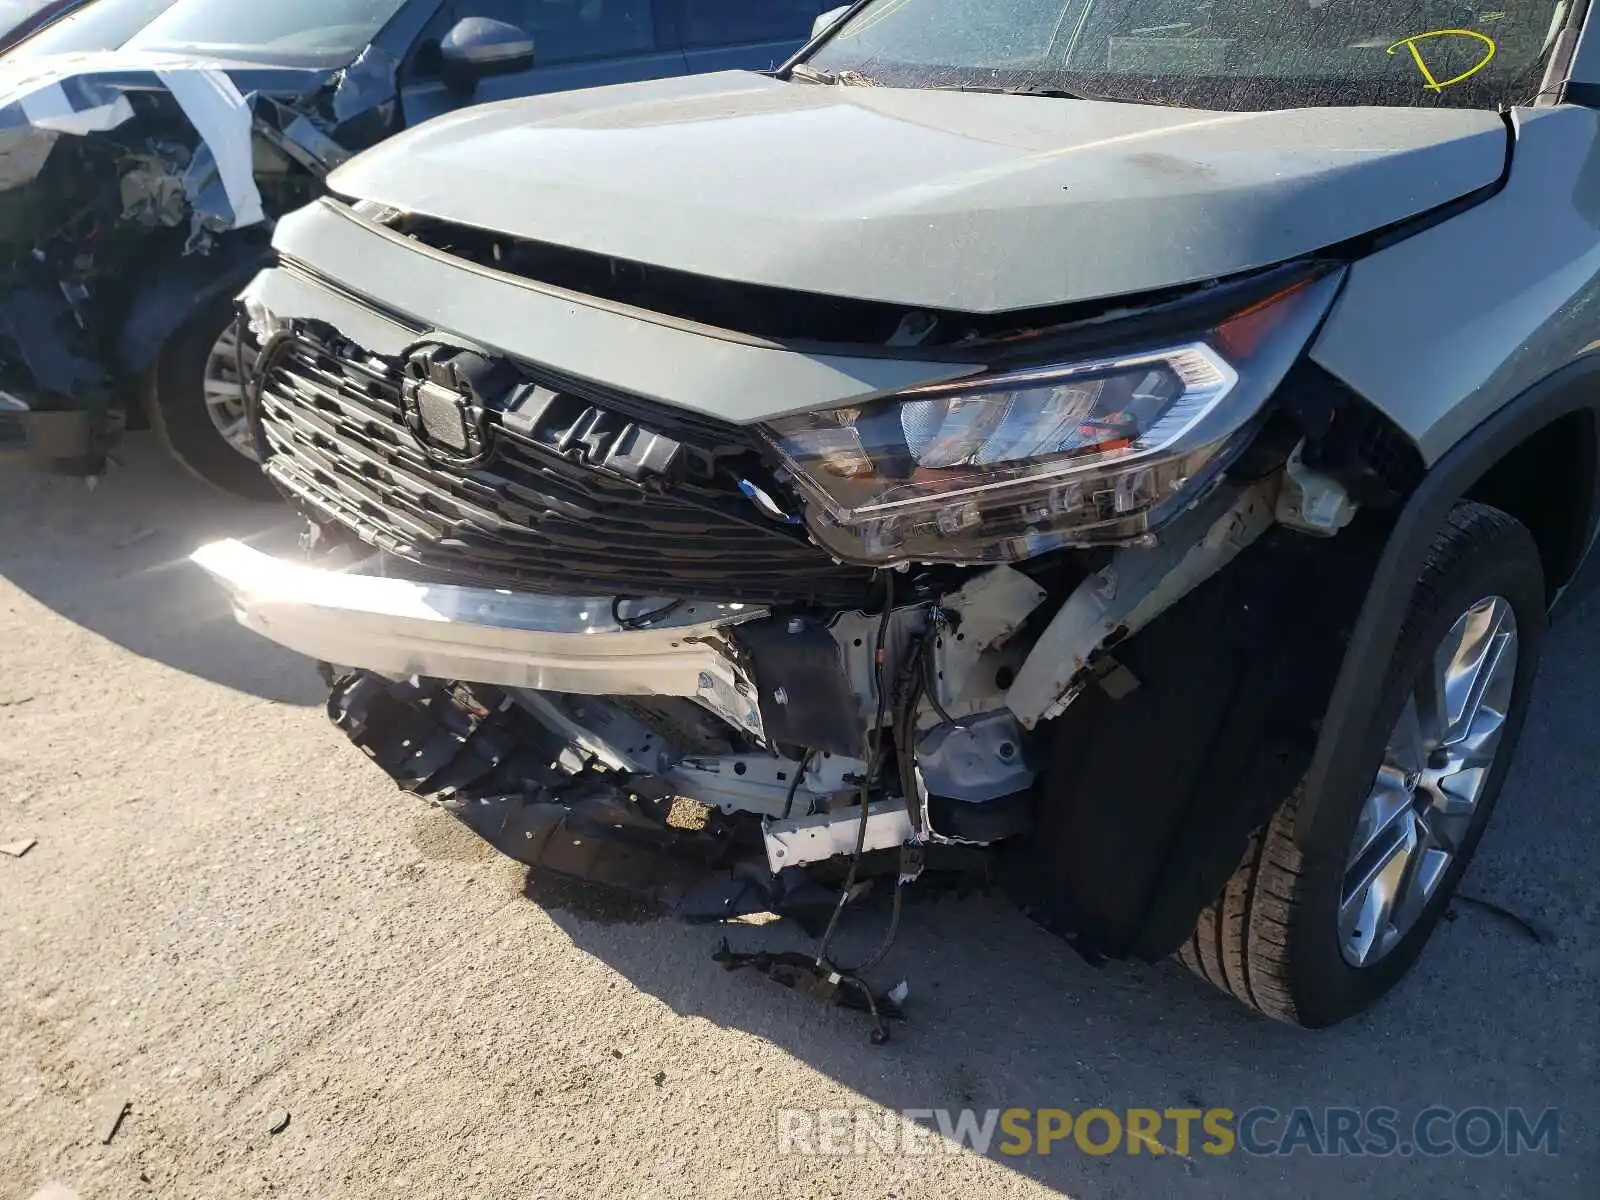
<box><xmin>1387</xmin><ymin>30</ymin><xmax>1497</xmax><ymax>92</ymax></box>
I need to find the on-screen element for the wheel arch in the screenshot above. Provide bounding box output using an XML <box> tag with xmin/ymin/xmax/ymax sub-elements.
<box><xmin>1464</xmin><ymin>408</ymin><xmax>1598</xmax><ymax>600</ymax></box>
<box><xmin>1294</xmin><ymin>354</ymin><xmax>1600</xmax><ymax>851</ymax></box>
<box><xmin>112</xmin><ymin>236</ymin><xmax>273</xmax><ymax>382</ymax></box>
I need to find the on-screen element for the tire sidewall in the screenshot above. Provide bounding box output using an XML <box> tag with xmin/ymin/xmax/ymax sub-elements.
<box><xmin>1287</xmin><ymin>513</ymin><xmax>1546</xmax><ymax>1027</ymax></box>
<box><xmin>148</xmin><ymin>297</ymin><xmax>278</xmax><ymax>501</ymax></box>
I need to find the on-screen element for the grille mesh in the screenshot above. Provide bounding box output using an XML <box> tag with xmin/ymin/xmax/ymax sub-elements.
<box><xmin>254</xmin><ymin>327</ymin><xmax>874</xmax><ymax>606</ymax></box>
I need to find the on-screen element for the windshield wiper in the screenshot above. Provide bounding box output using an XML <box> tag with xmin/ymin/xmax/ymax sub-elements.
<box><xmin>788</xmin><ymin>62</ymin><xmax>836</xmax><ymax>84</ymax></box>
<box><xmin>790</xmin><ymin>69</ymin><xmax>1082</xmax><ymax>99</ymax></box>
<box><xmin>933</xmin><ymin>84</ymin><xmax>1091</xmax><ymax>100</ymax></box>
<box><xmin>786</xmin><ymin>62</ymin><xmax>880</xmax><ymax>86</ymax></box>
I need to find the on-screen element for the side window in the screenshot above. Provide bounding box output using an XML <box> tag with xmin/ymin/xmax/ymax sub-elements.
<box><xmin>461</xmin><ymin>0</ymin><xmax>655</xmax><ymax>62</ymax></box>
<box><xmin>679</xmin><ymin>0</ymin><xmax>824</xmax><ymax>48</ymax></box>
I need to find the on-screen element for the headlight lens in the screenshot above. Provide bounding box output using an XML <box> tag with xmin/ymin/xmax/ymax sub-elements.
<box><xmin>762</xmin><ymin>268</ymin><xmax>1343</xmax><ymax>565</ymax></box>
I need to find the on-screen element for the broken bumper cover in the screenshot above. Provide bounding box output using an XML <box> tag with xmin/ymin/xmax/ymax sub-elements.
<box><xmin>190</xmin><ymin>538</ymin><xmax>768</xmax><ymax>737</ymax></box>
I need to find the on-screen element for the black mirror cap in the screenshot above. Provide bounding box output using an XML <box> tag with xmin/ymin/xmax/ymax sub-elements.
<box><xmin>440</xmin><ymin>17</ymin><xmax>535</xmax><ymax>92</ymax></box>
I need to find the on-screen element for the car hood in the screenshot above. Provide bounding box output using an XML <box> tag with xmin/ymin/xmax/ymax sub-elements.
<box><xmin>328</xmin><ymin>71</ymin><xmax>1509</xmax><ymax>314</ymax></box>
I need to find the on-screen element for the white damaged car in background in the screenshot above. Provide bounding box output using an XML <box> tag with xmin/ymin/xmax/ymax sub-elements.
<box><xmin>195</xmin><ymin>0</ymin><xmax>1600</xmax><ymax>1034</ymax></box>
<box><xmin>0</xmin><ymin>0</ymin><xmax>410</xmax><ymax>494</ymax></box>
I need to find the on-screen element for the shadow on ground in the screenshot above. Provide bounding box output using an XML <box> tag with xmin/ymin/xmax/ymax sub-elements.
<box><xmin>0</xmin><ymin>434</ymin><xmax>322</xmax><ymax>704</ymax></box>
<box><xmin>511</xmin><ymin>602</ymin><xmax>1600</xmax><ymax>1198</ymax></box>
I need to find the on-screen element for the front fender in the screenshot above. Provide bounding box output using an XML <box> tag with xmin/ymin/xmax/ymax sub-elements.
<box><xmin>1295</xmin><ymin>354</ymin><xmax>1600</xmax><ymax>853</ymax></box>
<box><xmin>1310</xmin><ymin>105</ymin><xmax>1600</xmax><ymax>465</ymax></box>
<box><xmin>113</xmin><ymin>236</ymin><xmax>274</xmax><ymax>380</ymax></box>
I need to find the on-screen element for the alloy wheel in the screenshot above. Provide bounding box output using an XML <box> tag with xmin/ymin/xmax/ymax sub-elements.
<box><xmin>202</xmin><ymin>320</ymin><xmax>259</xmax><ymax>461</ymax></box>
<box><xmin>1339</xmin><ymin>595</ymin><xmax>1519</xmax><ymax>968</ymax></box>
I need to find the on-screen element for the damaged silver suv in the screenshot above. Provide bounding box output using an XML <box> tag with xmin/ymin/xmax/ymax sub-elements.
<box><xmin>195</xmin><ymin>0</ymin><xmax>1600</xmax><ymax>1028</ymax></box>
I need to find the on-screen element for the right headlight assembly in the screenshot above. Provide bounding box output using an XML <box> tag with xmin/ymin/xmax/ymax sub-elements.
<box><xmin>762</xmin><ymin>266</ymin><xmax>1346</xmax><ymax>566</ymax></box>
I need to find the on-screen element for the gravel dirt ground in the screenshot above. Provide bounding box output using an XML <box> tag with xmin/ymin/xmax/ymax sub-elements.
<box><xmin>2</xmin><ymin>436</ymin><xmax>1596</xmax><ymax>1199</ymax></box>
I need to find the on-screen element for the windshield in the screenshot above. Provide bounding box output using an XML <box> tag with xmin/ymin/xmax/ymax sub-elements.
<box><xmin>9</xmin><ymin>0</ymin><xmax>408</xmax><ymax>67</ymax></box>
<box><xmin>807</xmin><ymin>0</ymin><xmax>1579</xmax><ymax>110</ymax></box>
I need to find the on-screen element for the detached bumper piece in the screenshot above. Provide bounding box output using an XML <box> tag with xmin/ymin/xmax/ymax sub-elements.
<box><xmin>330</xmin><ymin>672</ymin><xmax>756</xmax><ymax>905</ymax></box>
<box><xmin>324</xmin><ymin>670</ymin><xmax>990</xmax><ymax>1041</ymax></box>
<box><xmin>326</xmin><ymin>671</ymin><xmax>912</xmax><ymax>926</ymax></box>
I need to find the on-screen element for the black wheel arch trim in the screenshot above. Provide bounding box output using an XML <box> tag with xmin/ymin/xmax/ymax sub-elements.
<box><xmin>1293</xmin><ymin>352</ymin><xmax>1600</xmax><ymax>851</ymax></box>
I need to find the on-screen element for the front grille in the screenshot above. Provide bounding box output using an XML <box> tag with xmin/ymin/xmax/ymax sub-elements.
<box><xmin>253</xmin><ymin>324</ymin><xmax>875</xmax><ymax>606</ymax></box>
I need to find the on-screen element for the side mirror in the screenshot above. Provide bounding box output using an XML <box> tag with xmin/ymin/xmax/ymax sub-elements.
<box><xmin>812</xmin><ymin>5</ymin><xmax>850</xmax><ymax>39</ymax></box>
<box><xmin>439</xmin><ymin>17</ymin><xmax>535</xmax><ymax>92</ymax></box>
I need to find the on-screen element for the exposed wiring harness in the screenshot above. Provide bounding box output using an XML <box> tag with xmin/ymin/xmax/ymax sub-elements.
<box><xmin>805</xmin><ymin>570</ymin><xmax>916</xmax><ymax>1043</ymax></box>
<box><xmin>611</xmin><ymin>596</ymin><xmax>684</xmax><ymax>630</ymax></box>
<box><xmin>782</xmin><ymin>748</ymin><xmax>814</xmax><ymax>819</ymax></box>
<box><xmin>812</xmin><ymin>569</ymin><xmax>895</xmax><ymax>965</ymax></box>
<box><xmin>919</xmin><ymin>606</ymin><xmax>967</xmax><ymax>732</ymax></box>
<box><xmin>891</xmin><ymin>606</ymin><xmax>967</xmax><ymax>829</ymax></box>
<box><xmin>735</xmin><ymin>580</ymin><xmax>963</xmax><ymax>1042</ymax></box>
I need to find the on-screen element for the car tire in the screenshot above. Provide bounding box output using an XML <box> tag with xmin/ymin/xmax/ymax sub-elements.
<box><xmin>1179</xmin><ymin>500</ymin><xmax>1545</xmax><ymax>1027</ymax></box>
<box><xmin>146</xmin><ymin>296</ymin><xmax>278</xmax><ymax>501</ymax></box>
